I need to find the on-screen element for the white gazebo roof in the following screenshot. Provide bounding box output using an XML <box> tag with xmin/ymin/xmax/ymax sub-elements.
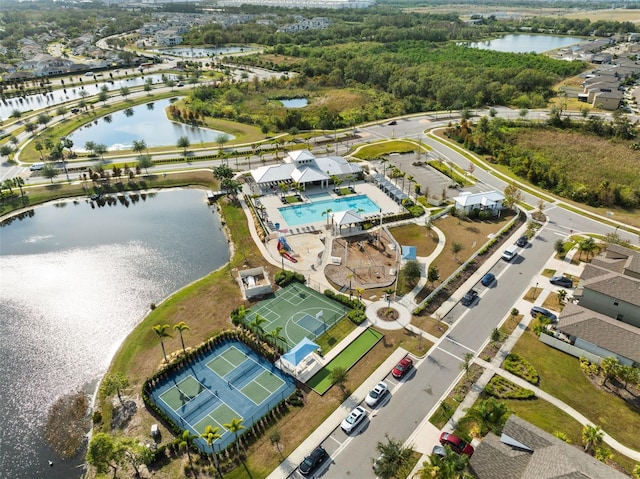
<box><xmin>291</xmin><ymin>166</ymin><xmax>329</xmax><ymax>184</ymax></box>
<box><xmin>332</xmin><ymin>209</ymin><xmax>365</xmax><ymax>226</ymax></box>
<box><xmin>251</xmin><ymin>164</ymin><xmax>296</xmax><ymax>184</ymax></box>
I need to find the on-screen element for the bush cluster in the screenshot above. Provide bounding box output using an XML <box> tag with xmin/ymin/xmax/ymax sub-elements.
<box><xmin>274</xmin><ymin>269</ymin><xmax>306</xmax><ymax>287</ymax></box>
<box><xmin>484</xmin><ymin>375</ymin><xmax>535</xmax><ymax>400</ymax></box>
<box><xmin>504</xmin><ymin>353</ymin><xmax>539</xmax><ymax>385</ymax></box>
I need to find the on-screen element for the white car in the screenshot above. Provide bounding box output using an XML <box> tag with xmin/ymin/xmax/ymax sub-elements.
<box><xmin>341</xmin><ymin>405</ymin><xmax>367</xmax><ymax>433</ymax></box>
<box><xmin>365</xmin><ymin>381</ymin><xmax>388</xmax><ymax>407</ymax></box>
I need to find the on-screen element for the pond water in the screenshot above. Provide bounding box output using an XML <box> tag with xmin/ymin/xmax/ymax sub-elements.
<box><xmin>66</xmin><ymin>98</ymin><xmax>233</xmax><ymax>151</ymax></box>
<box><xmin>279</xmin><ymin>98</ymin><xmax>308</xmax><ymax>108</ymax></box>
<box><xmin>149</xmin><ymin>45</ymin><xmax>254</xmax><ymax>57</ymax></box>
<box><xmin>0</xmin><ymin>73</ymin><xmax>175</xmax><ymax>120</ymax></box>
<box><xmin>0</xmin><ymin>188</ymin><xmax>229</xmax><ymax>479</ymax></box>
<box><xmin>464</xmin><ymin>33</ymin><xmax>586</xmax><ymax>53</ymax></box>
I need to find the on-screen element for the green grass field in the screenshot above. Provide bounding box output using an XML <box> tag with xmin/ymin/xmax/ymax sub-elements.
<box><xmin>306</xmin><ymin>328</ymin><xmax>383</xmax><ymax>394</ymax></box>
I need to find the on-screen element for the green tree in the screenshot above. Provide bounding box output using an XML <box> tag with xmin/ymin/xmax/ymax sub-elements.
<box><xmin>427</xmin><ymin>265</ymin><xmax>440</xmax><ymax>286</ymax></box>
<box><xmin>618</xmin><ymin>364</ymin><xmax>639</xmax><ymax>391</ymax></box>
<box><xmin>269</xmin><ymin>429</ymin><xmax>284</xmax><ymax>459</ymax></box>
<box><xmin>248</xmin><ymin>314</ymin><xmax>267</xmax><ymax>336</ymax></box>
<box><xmin>177</xmin><ymin>135</ymin><xmax>190</xmax><ymax>156</ymax></box>
<box><xmin>503</xmin><ymin>183</ymin><xmax>523</xmax><ymax>209</ymax></box>
<box><xmin>216</xmin><ymin>133</ymin><xmax>230</xmax><ymax>155</ymax></box>
<box><xmin>556</xmin><ymin>289</ymin><xmax>568</xmax><ymax>303</ymax></box>
<box><xmin>121</xmin><ymin>438</ymin><xmax>152</xmax><ymax>478</ymax></box>
<box><xmin>152</xmin><ymin>324</ymin><xmax>172</xmax><ymax>363</ymax></box>
<box><xmin>329</xmin><ymin>366</ymin><xmax>348</xmax><ymax>394</ymax></box>
<box><xmin>595</xmin><ymin>445</ymin><xmax>614</xmax><ymax>463</ymax></box>
<box><xmin>120</xmin><ymin>86</ymin><xmax>130</xmax><ymax>99</ymax></box>
<box><xmin>401</xmin><ymin>260</ymin><xmax>421</xmax><ymax>288</ymax></box>
<box><xmin>632</xmin><ymin>464</ymin><xmax>640</xmax><ymax>479</ymax></box>
<box><xmin>94</xmin><ymin>143</ymin><xmax>108</xmax><ymax>161</ymax></box>
<box><xmin>221</xmin><ymin>177</ymin><xmax>242</xmax><ymax>198</ymax></box>
<box><xmin>100</xmin><ymin>372</ymin><xmax>129</xmax><ymax>406</ymax></box>
<box><xmin>582</xmin><ymin>424</ymin><xmax>603</xmax><ymax>454</ymax></box>
<box><xmin>373</xmin><ymin>434</ymin><xmax>414</xmax><ymax>479</ymax></box>
<box><xmin>178</xmin><ymin>429</ymin><xmax>199</xmax><ymax>475</ymax></box>
<box><xmin>578</xmin><ymin>236</ymin><xmax>597</xmax><ymax>261</ymax></box>
<box><xmin>464</xmin><ymin>397</ymin><xmax>510</xmax><ymax>436</ymax></box>
<box><xmin>213</xmin><ymin>164</ymin><xmax>233</xmax><ymax>180</ymax></box>
<box><xmin>554</xmin><ymin>239</ymin><xmax>565</xmax><ymax>255</ymax></box>
<box><xmin>451</xmin><ymin>241</ymin><xmax>463</xmax><ymax>261</ymax></box>
<box><xmin>201</xmin><ymin>424</ymin><xmax>222</xmax><ymax>474</ymax></box>
<box><xmin>137</xmin><ymin>154</ymin><xmax>153</xmax><ymax>175</ymax></box>
<box><xmin>600</xmin><ymin>357</ymin><xmax>620</xmax><ymax>387</ymax></box>
<box><xmin>13</xmin><ymin>177</ymin><xmax>25</xmax><ymax>199</ymax></box>
<box><xmin>384</xmin><ymin>288</ymin><xmax>394</xmax><ymax>307</ymax></box>
<box><xmin>460</xmin><ymin>352</ymin><xmax>474</xmax><ymax>377</ymax></box>
<box><xmin>144</xmin><ymin>78</ymin><xmax>153</xmax><ymax>95</ymax></box>
<box><xmin>322</xmin><ymin>208</ymin><xmax>333</xmax><ymax>226</ymax></box>
<box><xmin>132</xmin><ymin>139</ymin><xmax>147</xmax><ymax>156</ymax></box>
<box><xmin>98</xmin><ymin>86</ymin><xmax>108</xmax><ymax>105</ymax></box>
<box><xmin>0</xmin><ymin>145</ymin><xmax>13</xmax><ymax>159</ymax></box>
<box><xmin>223</xmin><ymin>417</ymin><xmax>245</xmax><ymax>457</ymax></box>
<box><xmin>86</xmin><ymin>432</ymin><xmax>123</xmax><ymax>476</ymax></box>
<box><xmin>173</xmin><ymin>321</ymin><xmax>190</xmax><ymax>355</ymax></box>
<box><xmin>56</xmin><ymin>105</ymin><xmax>68</xmax><ymax>118</ymax></box>
<box><xmin>42</xmin><ymin>163</ymin><xmax>58</xmax><ymax>183</ymax></box>
<box><xmin>267</xmin><ymin>326</ymin><xmax>287</xmax><ymax>351</ymax></box>
<box><xmin>417</xmin><ymin>446</ymin><xmax>470</xmax><ymax>478</ymax></box>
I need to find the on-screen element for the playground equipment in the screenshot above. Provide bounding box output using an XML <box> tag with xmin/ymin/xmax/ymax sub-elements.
<box><xmin>277</xmin><ymin>238</ymin><xmax>297</xmax><ymax>263</ymax></box>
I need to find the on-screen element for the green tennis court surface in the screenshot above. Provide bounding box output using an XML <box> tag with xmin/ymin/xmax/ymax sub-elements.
<box><xmin>241</xmin><ymin>371</ymin><xmax>285</xmax><ymax>405</ymax></box>
<box><xmin>307</xmin><ymin>328</ymin><xmax>384</xmax><ymax>395</ymax></box>
<box><xmin>207</xmin><ymin>346</ymin><xmax>249</xmax><ymax>377</ymax></box>
<box><xmin>159</xmin><ymin>376</ymin><xmax>203</xmax><ymax>410</ymax></box>
<box><xmin>193</xmin><ymin>403</ymin><xmax>240</xmax><ymax>435</ymax></box>
<box><xmin>244</xmin><ymin>283</ymin><xmax>350</xmax><ymax>350</ymax></box>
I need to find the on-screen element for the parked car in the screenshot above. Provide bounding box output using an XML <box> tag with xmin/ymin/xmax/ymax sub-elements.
<box><xmin>365</xmin><ymin>381</ymin><xmax>388</xmax><ymax>407</ymax></box>
<box><xmin>298</xmin><ymin>445</ymin><xmax>329</xmax><ymax>476</ymax></box>
<box><xmin>461</xmin><ymin>289</ymin><xmax>478</xmax><ymax>306</ymax></box>
<box><xmin>550</xmin><ymin>276</ymin><xmax>573</xmax><ymax>288</ymax></box>
<box><xmin>501</xmin><ymin>244</ymin><xmax>518</xmax><ymax>262</ymax></box>
<box><xmin>431</xmin><ymin>445</ymin><xmax>449</xmax><ymax>457</ymax></box>
<box><xmin>387</xmin><ymin>120</ymin><xmax>397</xmax><ymax>125</ymax></box>
<box><xmin>439</xmin><ymin>432</ymin><xmax>474</xmax><ymax>456</ymax></box>
<box><xmin>341</xmin><ymin>406</ymin><xmax>367</xmax><ymax>433</ymax></box>
<box><xmin>530</xmin><ymin>306</ymin><xmax>557</xmax><ymax>322</ymax></box>
<box><xmin>29</xmin><ymin>163</ymin><xmax>45</xmax><ymax>171</ymax></box>
<box><xmin>391</xmin><ymin>356</ymin><xmax>413</xmax><ymax>379</ymax></box>
<box><xmin>481</xmin><ymin>273</ymin><xmax>495</xmax><ymax>286</ymax></box>
<box><xmin>516</xmin><ymin>235</ymin><xmax>528</xmax><ymax>247</ymax></box>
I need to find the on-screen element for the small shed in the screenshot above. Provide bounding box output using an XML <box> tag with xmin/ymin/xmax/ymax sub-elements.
<box><xmin>238</xmin><ymin>267</ymin><xmax>273</xmax><ymax>299</ymax></box>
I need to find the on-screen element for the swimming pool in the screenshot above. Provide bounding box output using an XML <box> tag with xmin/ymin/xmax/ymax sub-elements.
<box><xmin>279</xmin><ymin>195</ymin><xmax>380</xmax><ymax>227</ymax></box>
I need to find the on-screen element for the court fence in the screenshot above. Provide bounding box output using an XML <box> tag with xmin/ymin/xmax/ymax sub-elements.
<box><xmin>142</xmin><ymin>328</ymin><xmax>297</xmax><ymax>456</ymax></box>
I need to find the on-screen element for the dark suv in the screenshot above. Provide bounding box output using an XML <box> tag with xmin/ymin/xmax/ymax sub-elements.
<box><xmin>299</xmin><ymin>445</ymin><xmax>329</xmax><ymax>476</ymax></box>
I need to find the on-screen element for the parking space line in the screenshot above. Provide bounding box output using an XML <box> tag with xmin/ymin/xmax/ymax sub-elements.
<box><xmin>444</xmin><ymin>336</ymin><xmax>474</xmax><ymax>352</ymax></box>
<box><xmin>435</xmin><ymin>346</ymin><xmax>464</xmax><ymax>362</ymax></box>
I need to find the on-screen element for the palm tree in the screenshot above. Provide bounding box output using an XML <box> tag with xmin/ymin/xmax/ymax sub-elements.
<box><xmin>373</xmin><ymin>434</ymin><xmax>414</xmax><ymax>479</ymax></box>
<box><xmin>177</xmin><ymin>136</ymin><xmax>190</xmax><ymax>156</ymax></box>
<box><xmin>178</xmin><ymin>429</ymin><xmax>199</xmax><ymax>476</ymax></box>
<box><xmin>463</xmin><ymin>397</ymin><xmax>510</xmax><ymax>436</ymax></box>
<box><xmin>173</xmin><ymin>321</ymin><xmax>190</xmax><ymax>355</ymax></box>
<box><xmin>380</xmin><ymin>157</ymin><xmax>389</xmax><ymax>177</ymax></box>
<box><xmin>152</xmin><ymin>324</ymin><xmax>172</xmax><ymax>363</ymax></box>
<box><xmin>632</xmin><ymin>463</ymin><xmax>640</xmax><ymax>479</ymax></box>
<box><xmin>223</xmin><ymin>417</ymin><xmax>245</xmax><ymax>457</ymax></box>
<box><xmin>383</xmin><ymin>288</ymin><xmax>394</xmax><ymax>307</ymax></box>
<box><xmin>322</xmin><ymin>208</ymin><xmax>333</xmax><ymax>227</ymax></box>
<box><xmin>582</xmin><ymin>424</ymin><xmax>603</xmax><ymax>454</ymax></box>
<box><xmin>267</xmin><ymin>326</ymin><xmax>287</xmax><ymax>351</ymax></box>
<box><xmin>600</xmin><ymin>356</ymin><xmax>620</xmax><ymax>386</ymax></box>
<box><xmin>248</xmin><ymin>314</ymin><xmax>267</xmax><ymax>336</ymax></box>
<box><xmin>201</xmin><ymin>425</ymin><xmax>222</xmax><ymax>476</ymax></box>
<box><xmin>460</xmin><ymin>352</ymin><xmax>474</xmax><ymax>378</ymax></box>
<box><xmin>329</xmin><ymin>366</ymin><xmax>348</xmax><ymax>394</ymax></box>
<box><xmin>579</xmin><ymin>236</ymin><xmax>597</xmax><ymax>261</ymax></box>
<box><xmin>132</xmin><ymin>139</ymin><xmax>147</xmax><ymax>156</ymax></box>
<box><xmin>417</xmin><ymin>446</ymin><xmax>470</xmax><ymax>478</ymax></box>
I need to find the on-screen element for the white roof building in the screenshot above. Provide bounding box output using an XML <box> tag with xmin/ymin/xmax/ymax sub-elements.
<box><xmin>453</xmin><ymin>191</ymin><xmax>505</xmax><ymax>215</ymax></box>
<box><xmin>251</xmin><ymin>150</ymin><xmax>360</xmax><ymax>191</ymax></box>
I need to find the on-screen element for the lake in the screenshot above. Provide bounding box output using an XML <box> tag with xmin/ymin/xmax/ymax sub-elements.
<box><xmin>464</xmin><ymin>33</ymin><xmax>586</xmax><ymax>53</ymax></box>
<box><xmin>279</xmin><ymin>98</ymin><xmax>308</xmax><ymax>108</ymax></box>
<box><xmin>67</xmin><ymin>98</ymin><xmax>233</xmax><ymax>151</ymax></box>
<box><xmin>149</xmin><ymin>46</ymin><xmax>255</xmax><ymax>58</ymax></box>
<box><xmin>0</xmin><ymin>188</ymin><xmax>230</xmax><ymax>478</ymax></box>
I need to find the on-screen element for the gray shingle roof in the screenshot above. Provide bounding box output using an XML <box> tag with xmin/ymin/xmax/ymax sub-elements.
<box><xmin>470</xmin><ymin>416</ymin><xmax>628</xmax><ymax>479</ymax></box>
<box><xmin>557</xmin><ymin>303</ymin><xmax>640</xmax><ymax>363</ymax></box>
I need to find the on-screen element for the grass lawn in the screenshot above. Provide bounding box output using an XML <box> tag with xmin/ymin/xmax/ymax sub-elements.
<box><xmin>306</xmin><ymin>328</ymin><xmax>384</xmax><ymax>394</ymax></box>
<box><xmin>315</xmin><ymin>318</ymin><xmax>357</xmax><ymax>355</ymax></box>
<box><xmin>512</xmin><ymin>329</ymin><xmax>640</xmax><ymax>452</ymax></box>
<box><xmin>352</xmin><ymin>140</ymin><xmax>423</xmax><ymax>159</ymax></box>
<box><xmin>389</xmin><ymin>223</ymin><xmax>439</xmax><ymax>257</ymax></box>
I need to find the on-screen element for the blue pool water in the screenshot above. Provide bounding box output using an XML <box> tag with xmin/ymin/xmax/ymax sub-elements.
<box><xmin>279</xmin><ymin>195</ymin><xmax>380</xmax><ymax>226</ymax></box>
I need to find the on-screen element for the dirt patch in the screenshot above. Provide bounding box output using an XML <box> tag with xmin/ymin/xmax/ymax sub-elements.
<box><xmin>325</xmin><ymin>229</ymin><xmax>398</xmax><ymax>291</ymax></box>
<box><xmin>377</xmin><ymin>307</ymin><xmax>399</xmax><ymax>322</ymax></box>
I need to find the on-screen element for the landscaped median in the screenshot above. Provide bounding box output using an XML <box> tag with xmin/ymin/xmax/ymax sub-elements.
<box><xmin>306</xmin><ymin>328</ymin><xmax>384</xmax><ymax>394</ymax></box>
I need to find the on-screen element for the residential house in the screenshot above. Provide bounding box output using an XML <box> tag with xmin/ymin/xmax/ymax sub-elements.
<box><xmin>469</xmin><ymin>415</ymin><xmax>628</xmax><ymax>479</ymax></box>
<box><xmin>452</xmin><ymin>191</ymin><xmax>504</xmax><ymax>216</ymax></box>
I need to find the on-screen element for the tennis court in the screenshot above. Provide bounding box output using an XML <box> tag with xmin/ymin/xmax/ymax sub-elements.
<box><xmin>244</xmin><ymin>283</ymin><xmax>350</xmax><ymax>351</ymax></box>
<box><xmin>149</xmin><ymin>340</ymin><xmax>296</xmax><ymax>452</ymax></box>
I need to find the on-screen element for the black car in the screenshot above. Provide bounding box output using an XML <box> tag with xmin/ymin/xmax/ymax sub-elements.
<box><xmin>530</xmin><ymin>306</ymin><xmax>557</xmax><ymax>322</ymax></box>
<box><xmin>387</xmin><ymin>120</ymin><xmax>397</xmax><ymax>125</ymax></box>
<box><xmin>461</xmin><ymin>289</ymin><xmax>478</xmax><ymax>306</ymax></box>
<box><xmin>550</xmin><ymin>276</ymin><xmax>573</xmax><ymax>288</ymax></box>
<box><xmin>516</xmin><ymin>235</ymin><xmax>528</xmax><ymax>247</ymax></box>
<box><xmin>299</xmin><ymin>445</ymin><xmax>329</xmax><ymax>476</ymax></box>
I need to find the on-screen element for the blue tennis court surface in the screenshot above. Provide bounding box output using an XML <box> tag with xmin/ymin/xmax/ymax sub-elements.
<box><xmin>148</xmin><ymin>340</ymin><xmax>296</xmax><ymax>452</ymax></box>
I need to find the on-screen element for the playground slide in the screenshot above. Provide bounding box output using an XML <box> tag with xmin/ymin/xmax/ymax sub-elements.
<box><xmin>281</xmin><ymin>251</ymin><xmax>298</xmax><ymax>263</ymax></box>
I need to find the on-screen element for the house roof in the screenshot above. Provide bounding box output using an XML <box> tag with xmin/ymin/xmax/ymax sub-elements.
<box><xmin>251</xmin><ymin>164</ymin><xmax>296</xmax><ymax>184</ymax></box>
<box><xmin>453</xmin><ymin>191</ymin><xmax>504</xmax><ymax>207</ymax></box>
<box><xmin>581</xmin><ymin>263</ymin><xmax>640</xmax><ymax>307</ymax></box>
<box><xmin>470</xmin><ymin>415</ymin><xmax>628</xmax><ymax>479</ymax></box>
<box><xmin>331</xmin><ymin>209</ymin><xmax>364</xmax><ymax>226</ymax></box>
<box><xmin>288</xmin><ymin>149</ymin><xmax>315</xmax><ymax>163</ymax></box>
<box><xmin>251</xmin><ymin>153</ymin><xmax>360</xmax><ymax>185</ymax></box>
<box><xmin>315</xmin><ymin>156</ymin><xmax>361</xmax><ymax>176</ymax></box>
<box><xmin>557</xmin><ymin>302</ymin><xmax>640</xmax><ymax>363</ymax></box>
<box><xmin>291</xmin><ymin>166</ymin><xmax>328</xmax><ymax>183</ymax></box>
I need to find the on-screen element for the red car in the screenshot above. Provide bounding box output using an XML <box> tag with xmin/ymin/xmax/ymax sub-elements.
<box><xmin>439</xmin><ymin>432</ymin><xmax>474</xmax><ymax>456</ymax></box>
<box><xmin>391</xmin><ymin>356</ymin><xmax>413</xmax><ymax>379</ymax></box>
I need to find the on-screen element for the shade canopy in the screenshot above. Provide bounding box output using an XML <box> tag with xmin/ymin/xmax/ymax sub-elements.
<box><xmin>401</xmin><ymin>245</ymin><xmax>417</xmax><ymax>260</ymax></box>
<box><xmin>281</xmin><ymin>337</ymin><xmax>319</xmax><ymax>367</ymax></box>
